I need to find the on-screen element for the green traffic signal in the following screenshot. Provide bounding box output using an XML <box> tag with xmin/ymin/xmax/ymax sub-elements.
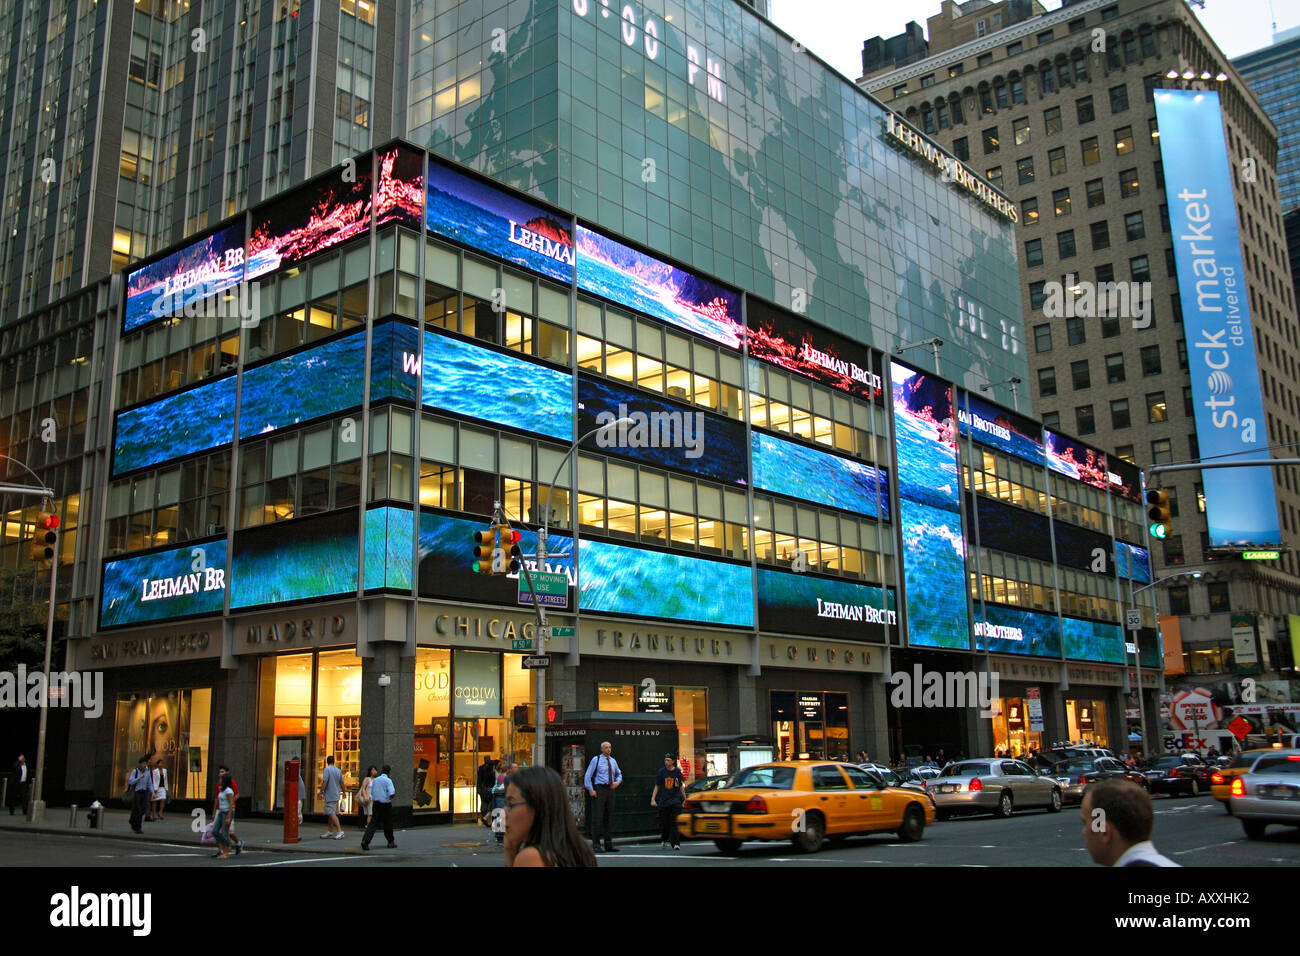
<box><xmin>1146</xmin><ymin>488</ymin><xmax>1171</xmax><ymax>540</ymax></box>
<box><xmin>1148</xmin><ymin>522</ymin><xmax>1167</xmax><ymax>540</ymax></box>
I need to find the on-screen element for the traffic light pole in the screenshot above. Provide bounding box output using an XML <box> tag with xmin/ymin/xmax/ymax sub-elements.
<box><xmin>29</xmin><ymin>550</ymin><xmax>58</xmax><ymax>823</ymax></box>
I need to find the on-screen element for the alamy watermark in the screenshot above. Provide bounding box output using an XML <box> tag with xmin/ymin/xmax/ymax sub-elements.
<box><xmin>0</xmin><ymin>666</ymin><xmax>103</xmax><ymax>719</ymax></box>
<box><xmin>1042</xmin><ymin>274</ymin><xmax>1151</xmax><ymax>328</ymax></box>
<box><xmin>888</xmin><ymin>665</ymin><xmax>999</xmax><ymax>718</ymax></box>
<box><xmin>595</xmin><ymin>404</ymin><xmax>705</xmax><ymax>459</ymax></box>
<box><xmin>151</xmin><ymin>275</ymin><xmax>261</xmax><ymax>328</ymax></box>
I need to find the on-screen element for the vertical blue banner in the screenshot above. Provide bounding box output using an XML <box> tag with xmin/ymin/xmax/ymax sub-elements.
<box><xmin>1155</xmin><ymin>89</ymin><xmax>1281</xmax><ymax>547</ymax></box>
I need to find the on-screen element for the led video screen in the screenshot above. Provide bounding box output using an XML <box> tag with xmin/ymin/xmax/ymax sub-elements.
<box><xmin>972</xmin><ymin>604</ymin><xmax>1062</xmax><ymax>658</ymax></box>
<box><xmin>1062</xmin><ymin>616</ymin><xmax>1124</xmax><ymax>664</ymax></box>
<box><xmin>757</xmin><ymin>568</ymin><xmax>894</xmax><ymax>642</ymax></box>
<box><xmin>1054</xmin><ymin>520</ymin><xmax>1117</xmax><ymax>576</ymax></box>
<box><xmin>1107</xmin><ymin>456</ymin><xmax>1143</xmax><ymax>504</ymax></box>
<box><xmin>123</xmin><ymin>222</ymin><xmax>246</xmax><ymax>333</ymax></box>
<box><xmin>957</xmin><ymin>393</ymin><xmax>1044</xmax><ymax>466</ymax></box>
<box><xmin>364</xmin><ymin>506</ymin><xmax>414</xmax><ymax>591</ymax></box>
<box><xmin>421</xmin><ymin>330</ymin><xmax>573</xmax><ymax>442</ymax></box>
<box><xmin>245</xmin><ymin>159</ymin><xmax>373</xmax><ymax>280</ymax></box>
<box><xmin>230</xmin><ymin>511</ymin><xmax>358</xmax><ymax>610</ymax></box>
<box><xmin>375</xmin><ymin>145</ymin><xmax>425</xmax><ymax>227</ymax></box>
<box><xmin>1114</xmin><ymin>541</ymin><xmax>1152</xmax><ymax>584</ymax></box>
<box><xmin>1045</xmin><ymin>431</ymin><xmax>1108</xmax><ymax>491</ymax></box>
<box><xmin>427</xmin><ymin>160</ymin><xmax>575</xmax><ymax>283</ymax></box>
<box><xmin>371</xmin><ymin>321</ymin><xmax>422</xmax><ymax>404</ymax></box>
<box><xmin>576</xmin><ymin>225</ymin><xmax>743</xmax><ymax>350</ymax></box>
<box><xmin>891</xmin><ymin>362</ymin><xmax>969</xmax><ymax>650</ymax></box>
<box><xmin>416</xmin><ymin>511</ymin><xmax>753</xmax><ymax>628</ymax></box>
<box><xmin>100</xmin><ymin>539</ymin><xmax>229</xmax><ymax>629</ymax></box>
<box><xmin>746</xmin><ymin>299</ymin><xmax>882</xmax><ymax>403</ymax></box>
<box><xmin>972</xmin><ymin>496</ymin><xmax>1052</xmax><ymax>563</ymax></box>
<box><xmin>576</xmin><ymin>376</ymin><xmax>747</xmax><ymax>485</ymax></box>
<box><xmin>238</xmin><ymin>329</ymin><xmax>369</xmax><ymax>439</ymax></box>
<box><xmin>751</xmin><ymin>430</ymin><xmax>888</xmax><ymax>520</ymax></box>
<box><xmin>112</xmin><ymin>376</ymin><xmax>237</xmax><ymax>477</ymax></box>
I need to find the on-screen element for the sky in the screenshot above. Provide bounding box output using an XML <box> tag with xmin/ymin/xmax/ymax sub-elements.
<box><xmin>766</xmin><ymin>0</ymin><xmax>1300</xmax><ymax>82</ymax></box>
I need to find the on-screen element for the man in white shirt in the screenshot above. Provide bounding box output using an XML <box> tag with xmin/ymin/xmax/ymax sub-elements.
<box><xmin>9</xmin><ymin>754</ymin><xmax>29</xmax><ymax>815</ymax></box>
<box><xmin>360</xmin><ymin>765</ymin><xmax>396</xmax><ymax>850</ymax></box>
<box><xmin>1081</xmin><ymin>778</ymin><xmax>1179</xmax><ymax>867</ymax></box>
<box><xmin>583</xmin><ymin>741</ymin><xmax>623</xmax><ymax>853</ymax></box>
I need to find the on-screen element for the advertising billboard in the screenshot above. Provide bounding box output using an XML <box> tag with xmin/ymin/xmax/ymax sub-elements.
<box><xmin>112</xmin><ymin>376</ymin><xmax>237</xmax><ymax>477</ymax></box>
<box><xmin>100</xmin><ymin>539</ymin><xmax>229</xmax><ymax>629</ymax></box>
<box><xmin>1045</xmin><ymin>430</ymin><xmax>1108</xmax><ymax>491</ymax></box>
<box><xmin>1155</xmin><ymin>89</ymin><xmax>1281</xmax><ymax>547</ymax></box>
<box><xmin>245</xmin><ymin>159</ymin><xmax>373</xmax><ymax>280</ymax></box>
<box><xmin>230</xmin><ymin>511</ymin><xmax>359</xmax><ymax>609</ymax></box>
<box><xmin>123</xmin><ymin>222</ymin><xmax>246</xmax><ymax>333</ymax></box>
<box><xmin>238</xmin><ymin>329</ymin><xmax>371</xmax><ymax>439</ymax></box>
<box><xmin>746</xmin><ymin>299</ymin><xmax>882</xmax><ymax>402</ymax></box>
<box><xmin>374</xmin><ymin>145</ymin><xmax>426</xmax><ymax>227</ymax></box>
<box><xmin>957</xmin><ymin>392</ymin><xmax>1044</xmax><ymax>466</ymax></box>
<box><xmin>575</xmin><ymin>225</ymin><xmax>743</xmax><ymax>350</ymax></box>
<box><xmin>1062</xmin><ymin>617</ymin><xmax>1124</xmax><ymax>663</ymax></box>
<box><xmin>972</xmin><ymin>495</ymin><xmax>1052</xmax><ymax>564</ymax></box>
<box><xmin>751</xmin><ymin>430</ymin><xmax>889</xmax><ymax>520</ymax></box>
<box><xmin>1107</xmin><ymin>456</ymin><xmax>1143</xmax><ymax>504</ymax></box>
<box><xmin>972</xmin><ymin>604</ymin><xmax>1062</xmax><ymax>658</ymax></box>
<box><xmin>890</xmin><ymin>361</ymin><xmax>969</xmax><ymax>649</ymax></box>
<box><xmin>757</xmin><ymin>568</ymin><xmax>895</xmax><ymax>642</ymax></box>
<box><xmin>364</xmin><ymin>506</ymin><xmax>414</xmax><ymax>591</ymax></box>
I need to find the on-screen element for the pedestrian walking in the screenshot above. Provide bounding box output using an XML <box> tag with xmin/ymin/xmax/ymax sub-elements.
<box><xmin>213</xmin><ymin>772</ymin><xmax>236</xmax><ymax>860</ymax></box>
<box><xmin>476</xmin><ymin>756</ymin><xmax>496</xmax><ymax>826</ymax></box>
<box><xmin>504</xmin><ymin>765</ymin><xmax>597</xmax><ymax>868</ymax></box>
<box><xmin>9</xmin><ymin>754</ymin><xmax>30</xmax><ymax>816</ymax></box>
<box><xmin>127</xmin><ymin>755</ymin><xmax>152</xmax><ymax>833</ymax></box>
<box><xmin>151</xmin><ymin>758</ymin><xmax>168</xmax><ymax>821</ymax></box>
<box><xmin>360</xmin><ymin>764</ymin><xmax>396</xmax><ymax>850</ymax></box>
<box><xmin>650</xmin><ymin>753</ymin><xmax>685</xmax><ymax>849</ymax></box>
<box><xmin>357</xmin><ymin>765</ymin><xmax>376</xmax><ymax>826</ymax></box>
<box><xmin>1081</xmin><ymin>778</ymin><xmax>1179</xmax><ymax>867</ymax></box>
<box><xmin>213</xmin><ymin>764</ymin><xmax>244</xmax><ymax>856</ymax></box>
<box><xmin>320</xmin><ymin>754</ymin><xmax>345</xmax><ymax>840</ymax></box>
<box><xmin>297</xmin><ymin>768</ymin><xmax>308</xmax><ymax>825</ymax></box>
<box><xmin>583</xmin><ymin>740</ymin><xmax>622</xmax><ymax>853</ymax></box>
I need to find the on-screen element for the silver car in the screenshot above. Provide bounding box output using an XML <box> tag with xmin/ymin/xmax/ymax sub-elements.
<box><xmin>928</xmin><ymin>758</ymin><xmax>1063</xmax><ymax>819</ymax></box>
<box><xmin>1230</xmin><ymin>749</ymin><xmax>1300</xmax><ymax>839</ymax></box>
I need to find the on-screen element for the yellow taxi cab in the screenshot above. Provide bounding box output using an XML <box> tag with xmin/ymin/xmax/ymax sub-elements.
<box><xmin>1211</xmin><ymin>750</ymin><xmax>1274</xmax><ymax>806</ymax></box>
<box><xmin>677</xmin><ymin>760</ymin><xmax>935</xmax><ymax>854</ymax></box>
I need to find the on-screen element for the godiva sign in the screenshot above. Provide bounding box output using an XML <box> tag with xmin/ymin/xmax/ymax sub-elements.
<box><xmin>884</xmin><ymin>112</ymin><xmax>1019</xmax><ymax>223</ymax></box>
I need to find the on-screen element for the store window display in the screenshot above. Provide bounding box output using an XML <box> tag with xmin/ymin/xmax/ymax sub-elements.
<box><xmin>991</xmin><ymin>698</ymin><xmax>1043</xmax><ymax>757</ymax></box>
<box><xmin>1065</xmin><ymin>698</ymin><xmax>1109</xmax><ymax>747</ymax></box>
<box><xmin>770</xmin><ymin>690</ymin><xmax>850</xmax><ymax>760</ymax></box>
<box><xmin>110</xmin><ymin>688</ymin><xmax>211</xmax><ymax>802</ymax></box>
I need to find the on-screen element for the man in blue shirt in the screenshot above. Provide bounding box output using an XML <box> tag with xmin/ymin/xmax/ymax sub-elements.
<box><xmin>584</xmin><ymin>741</ymin><xmax>622</xmax><ymax>853</ymax></box>
<box><xmin>360</xmin><ymin>764</ymin><xmax>396</xmax><ymax>850</ymax></box>
<box><xmin>127</xmin><ymin>755</ymin><xmax>152</xmax><ymax>833</ymax></box>
<box><xmin>320</xmin><ymin>754</ymin><xmax>345</xmax><ymax>840</ymax></box>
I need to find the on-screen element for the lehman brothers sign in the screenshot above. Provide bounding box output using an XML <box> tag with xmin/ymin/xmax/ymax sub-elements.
<box><xmin>884</xmin><ymin>112</ymin><xmax>1019</xmax><ymax>223</ymax></box>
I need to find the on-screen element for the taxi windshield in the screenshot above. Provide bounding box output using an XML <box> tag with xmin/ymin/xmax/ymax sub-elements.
<box><xmin>730</xmin><ymin>766</ymin><xmax>796</xmax><ymax>789</ymax></box>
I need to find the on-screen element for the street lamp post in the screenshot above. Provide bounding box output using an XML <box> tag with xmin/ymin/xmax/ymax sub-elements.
<box><xmin>1128</xmin><ymin>570</ymin><xmax>1202</xmax><ymax>757</ymax></box>
<box><xmin>893</xmin><ymin>337</ymin><xmax>943</xmax><ymax>375</ymax></box>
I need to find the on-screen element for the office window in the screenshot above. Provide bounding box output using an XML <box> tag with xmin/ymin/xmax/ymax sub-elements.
<box><xmin>1140</xmin><ymin>30</ymin><xmax>1157</xmax><ymax>58</ymax></box>
<box><xmin>1101</xmin><ymin>315</ymin><xmax>1121</xmax><ymax>338</ymax></box>
<box><xmin>1130</xmin><ymin>255</ymin><xmax>1150</xmax><ymax>282</ymax></box>
<box><xmin>1167</xmin><ymin>586</ymin><xmax>1190</xmax><ymax>615</ymax></box>
<box><xmin>1114</xmin><ymin>126</ymin><xmax>1134</xmax><ymax>155</ymax></box>
<box><xmin>1176</xmin><ymin>337</ymin><xmax>1187</xmax><ymax>368</ymax></box>
<box><xmin>1007</xmin><ymin>41</ymin><xmax>1023</xmax><ymax>56</ymax></box>
<box><xmin>1153</xmin><ymin>160</ymin><xmax>1164</xmax><ymax>190</ymax></box>
<box><xmin>1058</xmin><ymin>229</ymin><xmax>1077</xmax><ymax>259</ymax></box>
<box><xmin>1114</xmin><ymin>444</ymin><xmax>1134</xmax><ymax>463</ymax></box>
<box><xmin>1069</xmin><ymin>17</ymin><xmax>1087</xmax><ymax>33</ymax></box>
<box><xmin>984</xmin><ymin>127</ymin><xmax>1000</xmax><ymax>154</ymax></box>
<box><xmin>953</xmin><ymin>136</ymin><xmax>970</xmax><ymax>161</ymax></box>
<box><xmin>923</xmin><ymin>109</ymin><xmax>936</xmax><ymax>134</ymax></box>
<box><xmin>1140</xmin><ymin>345</ymin><xmax>1161</xmax><ymax>376</ymax></box>
<box><xmin>1037</xmin><ymin>29</ymin><xmax>1055</xmax><ymax>43</ymax></box>
<box><xmin>1165</xmin><ymin>246</ymin><xmax>1176</xmax><ymax>277</ymax></box>
<box><xmin>1101</xmin><ymin>5</ymin><xmax>1119</xmax><ymax>20</ymax></box>
<box><xmin>937</xmin><ymin>101</ymin><xmax>951</xmax><ymax>128</ymax></box>
<box><xmin>1105</xmin><ymin>353</ymin><xmax>1125</xmax><ymax>384</ymax></box>
<box><xmin>1081</xmin><ymin>137</ymin><xmax>1100</xmax><ymax>166</ymax></box>
<box><xmin>977</xmin><ymin>20</ymin><xmax>988</xmax><ymax>37</ymax></box>
<box><xmin>1085</xmin><ymin>178</ymin><xmax>1105</xmax><ymax>207</ymax></box>
<box><xmin>1017</xmin><ymin>156</ymin><xmax>1036</xmax><ymax>184</ymax></box>
<box><xmin>1123</xmin><ymin>35</ymin><xmax>1138</xmax><ymax>64</ymax></box>
<box><xmin>1066</xmin><ymin>316</ymin><xmax>1085</xmax><ymax>346</ymax></box>
<box><xmin>1090</xmin><ymin>220</ymin><xmax>1110</xmax><ymax>250</ymax></box>
<box><xmin>1022</xmin><ymin>197</ymin><xmax>1039</xmax><ymax>225</ymax></box>
<box><xmin>1076</xmin><ymin>96</ymin><xmax>1095</xmax><ymax>125</ymax></box>
<box><xmin>1042</xmin><ymin>68</ymin><xmax>1056</xmax><ymax>94</ymax></box>
<box><xmin>1044</xmin><ymin>106</ymin><xmax>1062</xmax><ymax>135</ymax></box>
<box><xmin>1010</xmin><ymin>78</ymin><xmax>1025</xmax><ymax>104</ymax></box>
<box><xmin>1071</xmin><ymin>360</ymin><xmax>1091</xmax><ymax>390</ymax></box>
<box><xmin>977</xmin><ymin>52</ymin><xmax>993</xmax><ymax>67</ymax></box>
<box><xmin>1034</xmin><ymin>323</ymin><xmax>1052</xmax><ymax>352</ymax></box>
<box><xmin>1194</xmin><ymin>482</ymin><xmax>1205</xmax><ymax>513</ymax></box>
<box><xmin>1120</xmin><ymin>168</ymin><xmax>1140</xmax><ymax>197</ymax></box>
<box><xmin>1013</xmin><ymin>117</ymin><xmax>1031</xmax><ymax>145</ymax></box>
<box><xmin>1076</xmin><ymin>405</ymin><xmax>1096</xmax><ymax>435</ymax></box>
<box><xmin>1163</xmin><ymin>534</ymin><xmax>1184</xmax><ymax>565</ymax></box>
<box><xmin>1146</xmin><ymin>391</ymin><xmax>1167</xmax><ymax>423</ymax></box>
<box><xmin>1053</xmin><ymin>188</ymin><xmax>1071</xmax><ymax>217</ymax></box>
<box><xmin>920</xmin><ymin>74</ymin><xmax>935</xmax><ymax>88</ymax></box>
<box><xmin>1158</xmin><ymin>203</ymin><xmax>1170</xmax><ymax>232</ymax></box>
<box><xmin>1042</xmin><ymin>411</ymin><xmax>1060</xmax><ymax>430</ymax></box>
<box><xmin>949</xmin><ymin>63</ymin><xmax>965</xmax><ymax>78</ymax></box>
<box><xmin>1107</xmin><ymin>45</ymin><xmax>1122</xmax><ymax>71</ymax></box>
<box><xmin>1181</xmin><ymin>385</ymin><xmax>1193</xmax><ymax>418</ymax></box>
<box><xmin>1150</xmin><ymin>438</ymin><xmax>1172</xmax><ymax>464</ymax></box>
<box><xmin>1110</xmin><ymin>398</ymin><xmax>1130</xmax><ymax>429</ymax></box>
<box><xmin>1073</xmin><ymin>56</ymin><xmax>1089</xmax><ymax>82</ymax></box>
<box><xmin>1038</xmin><ymin>366</ymin><xmax>1057</xmax><ymax>397</ymax></box>
<box><xmin>1029</xmin><ymin>280</ymin><xmax>1048</xmax><ymax>310</ymax></box>
<box><xmin>1110</xmin><ymin>84</ymin><xmax>1129</xmax><ymax>114</ymax></box>
<box><xmin>1125</xmin><ymin>211</ymin><xmax>1145</xmax><ymax>241</ymax></box>
<box><xmin>1095</xmin><ymin>263</ymin><xmax>1114</xmax><ymax>284</ymax></box>
<box><xmin>1049</xmin><ymin>147</ymin><xmax>1067</xmax><ymax>176</ymax></box>
<box><xmin>894</xmin><ymin>85</ymin><xmax>909</xmax><ymax>98</ymax></box>
<box><xmin>1025</xmin><ymin>238</ymin><xmax>1044</xmax><ymax>267</ymax></box>
<box><xmin>1207</xmin><ymin>583</ymin><xmax>1230</xmax><ymax>613</ymax></box>
<box><xmin>987</xmin><ymin>166</ymin><xmax>1005</xmax><ymax>188</ymax></box>
<box><xmin>1057</xmin><ymin>62</ymin><xmax>1071</xmax><ymax>88</ymax></box>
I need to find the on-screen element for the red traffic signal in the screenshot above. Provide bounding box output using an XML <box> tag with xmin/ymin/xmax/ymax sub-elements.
<box><xmin>498</xmin><ymin>526</ymin><xmax>522</xmax><ymax>574</ymax></box>
<box><xmin>31</xmin><ymin>511</ymin><xmax>59</xmax><ymax>561</ymax></box>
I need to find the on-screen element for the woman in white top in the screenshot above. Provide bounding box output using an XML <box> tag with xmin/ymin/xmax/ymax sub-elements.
<box><xmin>357</xmin><ymin>766</ymin><xmax>377</xmax><ymax>825</ymax></box>
<box><xmin>150</xmin><ymin>758</ymin><xmax>167</xmax><ymax>821</ymax></box>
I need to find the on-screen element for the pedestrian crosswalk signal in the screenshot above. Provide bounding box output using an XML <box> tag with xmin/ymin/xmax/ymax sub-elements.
<box><xmin>30</xmin><ymin>512</ymin><xmax>59</xmax><ymax>562</ymax></box>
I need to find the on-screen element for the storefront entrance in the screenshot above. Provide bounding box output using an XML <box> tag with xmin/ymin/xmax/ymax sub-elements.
<box><xmin>991</xmin><ymin>697</ymin><xmax>1044</xmax><ymax>758</ymax></box>
<box><xmin>1065</xmin><ymin>698</ymin><xmax>1109</xmax><ymax>747</ymax></box>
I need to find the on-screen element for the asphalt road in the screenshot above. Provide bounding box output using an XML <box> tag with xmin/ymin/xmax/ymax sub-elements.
<box><xmin>4</xmin><ymin>792</ymin><xmax>1297</xmax><ymax>867</ymax></box>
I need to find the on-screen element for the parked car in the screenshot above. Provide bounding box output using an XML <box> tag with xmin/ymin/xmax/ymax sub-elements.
<box><xmin>908</xmin><ymin>766</ymin><xmax>942</xmax><ymax>785</ymax></box>
<box><xmin>1228</xmin><ymin>750</ymin><xmax>1300</xmax><ymax>839</ymax></box>
<box><xmin>1047</xmin><ymin>756</ymin><xmax>1149</xmax><ymax>804</ymax></box>
<box><xmin>858</xmin><ymin>764</ymin><xmax>934</xmax><ymax>805</ymax></box>
<box><xmin>928</xmin><ymin>758</ymin><xmax>1062</xmax><ymax>819</ymax></box>
<box><xmin>1142</xmin><ymin>754</ymin><xmax>1211</xmax><ymax>797</ymax></box>
<box><xmin>679</xmin><ymin>761</ymin><xmax>934</xmax><ymax>854</ymax></box>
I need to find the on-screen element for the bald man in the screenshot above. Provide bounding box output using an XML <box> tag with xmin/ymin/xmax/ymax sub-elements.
<box><xmin>584</xmin><ymin>741</ymin><xmax>623</xmax><ymax>853</ymax></box>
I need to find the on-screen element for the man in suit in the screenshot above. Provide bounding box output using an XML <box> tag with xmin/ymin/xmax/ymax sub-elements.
<box><xmin>583</xmin><ymin>740</ymin><xmax>622</xmax><ymax>853</ymax></box>
<box><xmin>1081</xmin><ymin>778</ymin><xmax>1179</xmax><ymax>867</ymax></box>
<box><xmin>9</xmin><ymin>754</ymin><xmax>30</xmax><ymax>815</ymax></box>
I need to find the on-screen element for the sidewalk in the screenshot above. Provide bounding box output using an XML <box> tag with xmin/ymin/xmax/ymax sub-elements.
<box><xmin>0</xmin><ymin>807</ymin><xmax>657</xmax><ymax>856</ymax></box>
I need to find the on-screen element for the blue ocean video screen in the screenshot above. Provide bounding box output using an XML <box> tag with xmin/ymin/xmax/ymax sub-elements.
<box><xmin>416</xmin><ymin>511</ymin><xmax>753</xmax><ymax>628</ymax></box>
<box><xmin>123</xmin><ymin>222</ymin><xmax>246</xmax><ymax>333</ymax></box>
<box><xmin>757</xmin><ymin>568</ymin><xmax>895</xmax><ymax>642</ymax></box>
<box><xmin>957</xmin><ymin>393</ymin><xmax>1044</xmax><ymax>466</ymax></box>
<box><xmin>1115</xmin><ymin>541</ymin><xmax>1152</xmax><ymax>584</ymax></box>
<box><xmin>100</xmin><ymin>539</ymin><xmax>229</xmax><ymax>629</ymax></box>
<box><xmin>364</xmin><ymin>506</ymin><xmax>413</xmax><ymax>591</ymax></box>
<box><xmin>576</xmin><ymin>376</ymin><xmax>747</xmax><ymax>485</ymax></box>
<box><xmin>751</xmin><ymin>430</ymin><xmax>888</xmax><ymax>520</ymax></box>
<box><xmin>370</xmin><ymin>321</ymin><xmax>422</xmax><ymax>405</ymax></box>
<box><xmin>1045</xmin><ymin>430</ymin><xmax>1109</xmax><ymax>491</ymax></box>
<box><xmin>972</xmin><ymin>604</ymin><xmax>1062</xmax><ymax>658</ymax></box>
<box><xmin>421</xmin><ymin>330</ymin><xmax>573</xmax><ymax>442</ymax></box>
<box><xmin>1062</xmin><ymin>616</ymin><xmax>1124</xmax><ymax>664</ymax></box>
<box><xmin>238</xmin><ymin>329</ymin><xmax>369</xmax><ymax>439</ymax></box>
<box><xmin>576</xmin><ymin>225</ymin><xmax>743</xmax><ymax>350</ymax></box>
<box><xmin>230</xmin><ymin>511</ymin><xmax>358</xmax><ymax>609</ymax></box>
<box><xmin>891</xmin><ymin>361</ymin><xmax>970</xmax><ymax>650</ymax></box>
<box><xmin>112</xmin><ymin>375</ymin><xmax>237</xmax><ymax>477</ymax></box>
<box><xmin>427</xmin><ymin>160</ymin><xmax>575</xmax><ymax>283</ymax></box>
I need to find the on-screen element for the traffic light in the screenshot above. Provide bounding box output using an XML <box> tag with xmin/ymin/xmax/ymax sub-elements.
<box><xmin>513</xmin><ymin>704</ymin><xmax>530</xmax><ymax>727</ymax></box>
<box><xmin>496</xmin><ymin>526</ymin><xmax>522</xmax><ymax>574</ymax></box>
<box><xmin>1147</xmin><ymin>488</ymin><xmax>1171</xmax><ymax>540</ymax></box>
<box><xmin>472</xmin><ymin>528</ymin><xmax>495</xmax><ymax>574</ymax></box>
<box><xmin>30</xmin><ymin>512</ymin><xmax>59</xmax><ymax>562</ymax></box>
<box><xmin>546</xmin><ymin>702</ymin><xmax>562</xmax><ymax>724</ymax></box>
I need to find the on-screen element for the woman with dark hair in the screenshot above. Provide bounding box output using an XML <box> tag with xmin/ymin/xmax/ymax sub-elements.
<box><xmin>213</xmin><ymin>772</ymin><xmax>235</xmax><ymax>860</ymax></box>
<box><xmin>358</xmin><ymin>766</ymin><xmax>377</xmax><ymax>827</ymax></box>
<box><xmin>503</xmin><ymin>766</ymin><xmax>597</xmax><ymax>868</ymax></box>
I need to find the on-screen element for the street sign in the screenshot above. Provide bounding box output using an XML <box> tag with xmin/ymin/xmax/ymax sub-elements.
<box><xmin>1125</xmin><ymin>642</ymin><xmax>1137</xmax><ymax>655</ymax></box>
<box><xmin>510</xmin><ymin>638</ymin><xmax>532</xmax><ymax>651</ymax></box>
<box><xmin>1228</xmin><ymin>716</ymin><xmax>1252</xmax><ymax>741</ymax></box>
<box><xmin>522</xmin><ymin>655</ymin><xmax>551</xmax><ymax>669</ymax></box>
<box><xmin>1243</xmin><ymin>550</ymin><xmax>1280</xmax><ymax>561</ymax></box>
<box><xmin>1126</xmin><ymin>610</ymin><xmax>1141</xmax><ymax>631</ymax></box>
<box><xmin>518</xmin><ymin>571</ymin><xmax>568</xmax><ymax>608</ymax></box>
<box><xmin>549</xmin><ymin>625</ymin><xmax>575</xmax><ymax>639</ymax></box>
